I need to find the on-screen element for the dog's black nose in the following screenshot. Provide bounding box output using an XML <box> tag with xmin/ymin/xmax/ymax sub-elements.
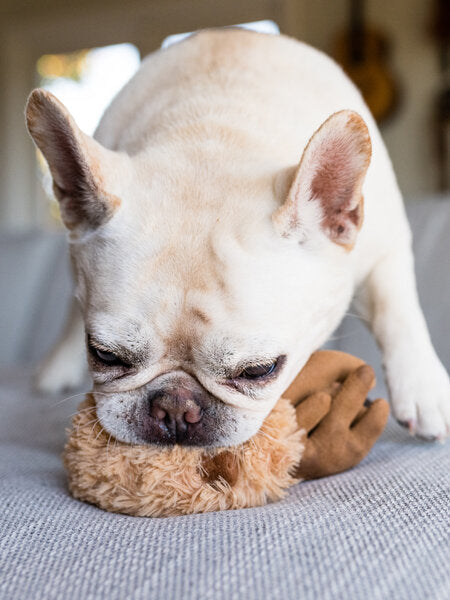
<box><xmin>147</xmin><ymin>388</ymin><xmax>203</xmax><ymax>442</ymax></box>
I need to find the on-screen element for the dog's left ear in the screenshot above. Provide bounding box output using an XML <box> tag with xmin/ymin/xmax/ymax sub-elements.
<box><xmin>273</xmin><ymin>110</ymin><xmax>371</xmax><ymax>249</ymax></box>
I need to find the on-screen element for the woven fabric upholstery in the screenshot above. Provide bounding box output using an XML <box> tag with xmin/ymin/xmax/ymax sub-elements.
<box><xmin>0</xmin><ymin>367</ymin><xmax>448</xmax><ymax>600</ymax></box>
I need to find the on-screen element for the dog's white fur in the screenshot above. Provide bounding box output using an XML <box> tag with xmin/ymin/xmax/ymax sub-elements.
<box><xmin>28</xmin><ymin>30</ymin><xmax>450</xmax><ymax>442</ymax></box>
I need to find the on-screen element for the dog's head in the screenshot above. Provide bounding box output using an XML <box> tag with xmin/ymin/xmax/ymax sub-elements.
<box><xmin>26</xmin><ymin>89</ymin><xmax>371</xmax><ymax>447</ymax></box>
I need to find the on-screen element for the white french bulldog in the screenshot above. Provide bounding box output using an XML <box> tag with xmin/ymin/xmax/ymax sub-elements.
<box><xmin>27</xmin><ymin>29</ymin><xmax>450</xmax><ymax>444</ymax></box>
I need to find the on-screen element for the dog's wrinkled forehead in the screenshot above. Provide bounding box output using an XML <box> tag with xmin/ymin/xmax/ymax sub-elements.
<box><xmin>73</xmin><ymin>162</ymin><xmax>284</xmax><ymax>317</ymax></box>
<box><xmin>76</xmin><ymin>213</ymin><xmax>266</xmax><ymax>348</ymax></box>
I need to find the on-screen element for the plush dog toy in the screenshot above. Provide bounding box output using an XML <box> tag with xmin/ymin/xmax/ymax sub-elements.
<box><xmin>64</xmin><ymin>351</ymin><xmax>389</xmax><ymax>517</ymax></box>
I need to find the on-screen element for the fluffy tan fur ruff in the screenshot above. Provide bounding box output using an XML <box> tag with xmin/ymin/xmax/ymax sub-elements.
<box><xmin>64</xmin><ymin>395</ymin><xmax>304</xmax><ymax>517</ymax></box>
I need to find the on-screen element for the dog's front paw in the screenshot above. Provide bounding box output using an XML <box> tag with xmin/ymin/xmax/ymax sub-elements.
<box><xmin>389</xmin><ymin>359</ymin><xmax>450</xmax><ymax>441</ymax></box>
<box><xmin>34</xmin><ymin>347</ymin><xmax>88</xmax><ymax>395</ymax></box>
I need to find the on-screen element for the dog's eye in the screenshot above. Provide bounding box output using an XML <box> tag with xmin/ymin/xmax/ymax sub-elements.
<box><xmin>90</xmin><ymin>346</ymin><xmax>125</xmax><ymax>367</ymax></box>
<box><xmin>238</xmin><ymin>360</ymin><xmax>278</xmax><ymax>380</ymax></box>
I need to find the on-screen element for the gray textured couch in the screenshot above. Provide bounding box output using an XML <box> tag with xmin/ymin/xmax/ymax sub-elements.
<box><xmin>1</xmin><ymin>200</ymin><xmax>449</xmax><ymax>600</ymax></box>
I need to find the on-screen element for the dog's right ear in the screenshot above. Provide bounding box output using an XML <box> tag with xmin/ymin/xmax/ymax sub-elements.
<box><xmin>26</xmin><ymin>89</ymin><xmax>121</xmax><ymax>233</ymax></box>
<box><xmin>272</xmin><ymin>110</ymin><xmax>371</xmax><ymax>250</ymax></box>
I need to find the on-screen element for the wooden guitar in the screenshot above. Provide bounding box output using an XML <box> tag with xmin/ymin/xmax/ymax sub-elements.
<box><xmin>432</xmin><ymin>0</ymin><xmax>450</xmax><ymax>190</ymax></box>
<box><xmin>333</xmin><ymin>0</ymin><xmax>399</xmax><ymax>123</ymax></box>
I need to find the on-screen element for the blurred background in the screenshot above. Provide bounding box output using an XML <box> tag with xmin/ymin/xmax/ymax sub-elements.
<box><xmin>1</xmin><ymin>0</ymin><xmax>450</xmax><ymax>231</ymax></box>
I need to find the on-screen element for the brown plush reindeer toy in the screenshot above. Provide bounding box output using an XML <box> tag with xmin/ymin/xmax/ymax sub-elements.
<box><xmin>64</xmin><ymin>350</ymin><xmax>389</xmax><ymax>517</ymax></box>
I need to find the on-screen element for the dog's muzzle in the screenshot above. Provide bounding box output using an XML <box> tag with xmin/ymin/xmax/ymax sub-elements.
<box><xmin>146</xmin><ymin>386</ymin><xmax>204</xmax><ymax>443</ymax></box>
<box><xmin>131</xmin><ymin>373</ymin><xmax>232</xmax><ymax>447</ymax></box>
